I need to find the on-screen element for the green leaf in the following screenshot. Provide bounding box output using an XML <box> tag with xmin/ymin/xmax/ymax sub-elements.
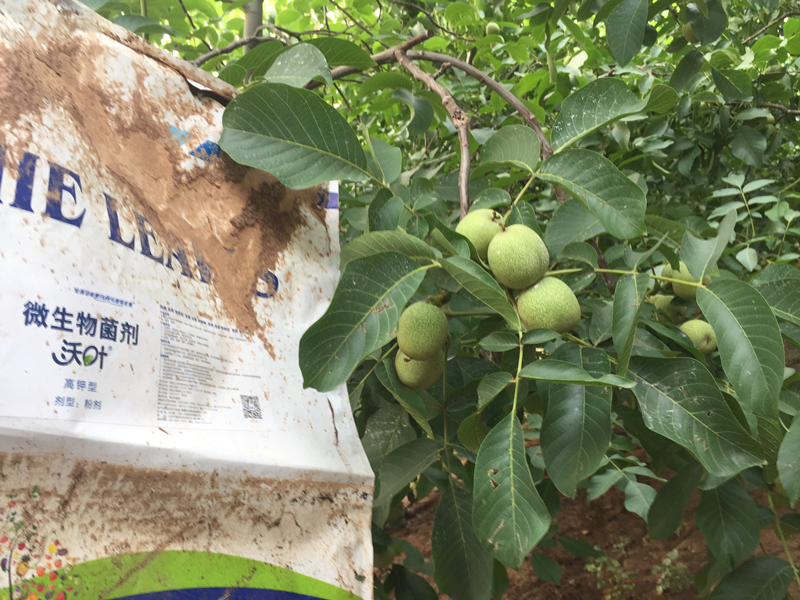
<box><xmin>479</xmin><ymin>125</ymin><xmax>541</xmax><ymax>173</ymax></box>
<box><xmin>712</xmin><ymin>68</ymin><xmax>753</xmax><ymax>101</ymax></box>
<box><xmin>304</xmin><ymin>37</ymin><xmax>377</xmax><ymax>69</ymax></box>
<box><xmin>697</xmin><ymin>281</ymin><xmax>784</xmax><ymax>418</ymax></box>
<box><xmin>681</xmin><ymin>209</ymin><xmax>737</xmax><ymax>281</ymax></box>
<box><xmin>217</xmin><ymin>64</ymin><xmax>247</xmax><ymax>87</ymax></box>
<box><xmin>520</xmin><ymin>359</ymin><xmax>636</xmax><ymax>388</ymax></box>
<box><xmin>376</xmin><ymin>360</ymin><xmax>435</xmax><ymax>438</ymax></box>
<box><xmin>736</xmin><ymin>247</ymin><xmax>759</xmax><ymax>271</ymax></box>
<box><xmin>237</xmin><ymin>40</ymin><xmax>284</xmax><ymax>70</ymax></box>
<box><xmin>112</xmin><ymin>14</ymin><xmax>178</xmax><ymax>36</ymax></box>
<box><xmin>645</xmin><ymin>214</ymin><xmax>698</xmax><ymax>247</ymax></box>
<box><xmin>606</xmin><ymin>0</ymin><xmax>648</xmax><ymax>66</ymax></box>
<box><xmin>391</xmin><ymin>565</ymin><xmax>439</xmax><ymax>600</ymax></box>
<box><xmin>560</xmin><ymin>535</ymin><xmax>605</xmax><ymax>557</ymax></box>
<box><xmin>368</xmin><ymin>188</ymin><xmax>404</xmax><ymax>232</ymax></box>
<box><xmin>478</xmin><ymin>373</ymin><xmax>515</xmax><ymax>410</ymax></box>
<box><xmin>696</xmin><ymin>479</ymin><xmax>760</xmax><ymax>569</ymax></box>
<box><xmin>473</xmin><ymin>412</ymin><xmax>551</xmax><ymax>568</ymax></box>
<box><xmin>552</xmin><ymin>79</ymin><xmax>643</xmax><ymax>152</ymax></box>
<box><xmin>732</xmin><ymin>126</ymin><xmax>767</xmax><ymax>167</ymax></box>
<box><xmin>669</xmin><ymin>50</ymin><xmax>704</xmax><ymax>91</ymax></box>
<box><xmin>624</xmin><ymin>479</ymin><xmax>657</xmax><ymax>520</ymax></box>
<box><xmin>264</xmin><ymin>43</ymin><xmax>332</xmax><ymax>88</ymax></box>
<box><xmin>340</xmin><ymin>230</ymin><xmax>440</xmax><ymax>268</ymax></box>
<box><xmin>708</xmin><ymin>557</ymin><xmax>793</xmax><ymax>600</ymax></box>
<box><xmin>561</xmin><ymin>242</ymin><xmax>599</xmax><ymax>267</ymax></box>
<box><xmin>299</xmin><ymin>252</ymin><xmax>429</xmax><ymax>392</ymax></box>
<box><xmin>613</xmin><ymin>273</ymin><xmax>650</xmax><ymax>376</ymax></box>
<box><xmin>367</xmin><ymin>136</ymin><xmax>402</xmax><ymax>185</ymax></box>
<box><xmin>470</xmin><ymin>188</ymin><xmax>512</xmax><ymax>212</ymax></box>
<box><xmin>530</xmin><ymin>552</ymin><xmax>562</xmax><ymax>585</ymax></box>
<box><xmin>628</xmin><ymin>356</ymin><xmax>764</xmax><ymax>477</ymax></box>
<box><xmin>432</xmin><ymin>484</ymin><xmax>494</xmax><ymax>600</ymax></box>
<box><xmin>359</xmin><ymin>72</ymin><xmax>414</xmax><ymax>96</ymax></box>
<box><xmin>643</xmin><ymin>84</ymin><xmax>679</xmax><ymax>113</ymax></box>
<box><xmin>392</xmin><ymin>89</ymin><xmax>434</xmax><ymax>136</ymax></box>
<box><xmin>686</xmin><ymin>0</ymin><xmax>727</xmax><ymax>45</ymax></box>
<box><xmin>538</xmin><ymin>150</ymin><xmax>647</xmax><ymax>239</ymax></box>
<box><xmin>479</xmin><ymin>332</ymin><xmax>519</xmax><ymax>352</ymax></box>
<box><xmin>458</xmin><ymin>412</ymin><xmax>490</xmax><ymax>451</ymax></box>
<box><xmin>541</xmin><ymin>346</ymin><xmax>613</xmax><ymax>497</ymax></box>
<box><xmin>648</xmin><ymin>462</ymin><xmax>703</xmax><ymax>539</ymax></box>
<box><xmin>374</xmin><ymin>438</ymin><xmax>441</xmax><ymax>504</ymax></box>
<box><xmin>545</xmin><ymin>200</ymin><xmax>605</xmax><ymax>256</ymax></box>
<box><xmin>777</xmin><ymin>414</ymin><xmax>800</xmax><ymax>505</ymax></box>
<box><xmin>220</xmin><ymin>83</ymin><xmax>371</xmax><ymax>188</ymax></box>
<box><xmin>361</xmin><ymin>405</ymin><xmax>417</xmax><ymax>473</ymax></box>
<box><xmin>751</xmin><ymin>267</ymin><xmax>800</xmax><ymax>327</ymax></box>
<box><xmin>522</xmin><ymin>329</ymin><xmax>562</xmax><ymax>345</ymax></box>
<box><xmin>441</xmin><ymin>257</ymin><xmax>520</xmax><ymax>329</ymax></box>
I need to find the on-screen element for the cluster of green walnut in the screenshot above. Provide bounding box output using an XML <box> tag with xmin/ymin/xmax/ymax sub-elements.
<box><xmin>395</xmin><ymin>208</ymin><xmax>583</xmax><ymax>390</ymax></box>
<box><xmin>456</xmin><ymin>208</ymin><xmax>581</xmax><ymax>333</ymax></box>
<box><xmin>649</xmin><ymin>262</ymin><xmax>718</xmax><ymax>355</ymax></box>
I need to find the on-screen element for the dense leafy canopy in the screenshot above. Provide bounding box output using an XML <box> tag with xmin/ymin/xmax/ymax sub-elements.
<box><xmin>89</xmin><ymin>0</ymin><xmax>800</xmax><ymax>596</ymax></box>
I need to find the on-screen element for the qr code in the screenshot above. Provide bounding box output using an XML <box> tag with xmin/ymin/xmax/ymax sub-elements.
<box><xmin>241</xmin><ymin>395</ymin><xmax>262</xmax><ymax>419</ymax></box>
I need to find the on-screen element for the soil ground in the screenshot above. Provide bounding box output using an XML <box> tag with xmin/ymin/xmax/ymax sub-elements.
<box><xmin>383</xmin><ymin>484</ymin><xmax>800</xmax><ymax>599</ymax></box>
<box><xmin>375</xmin><ymin>341</ymin><xmax>800</xmax><ymax>598</ymax></box>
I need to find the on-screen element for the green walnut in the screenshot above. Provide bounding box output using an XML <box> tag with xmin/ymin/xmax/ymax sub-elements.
<box><xmin>395</xmin><ymin>349</ymin><xmax>445</xmax><ymax>391</ymax></box>
<box><xmin>680</xmin><ymin>319</ymin><xmax>717</xmax><ymax>354</ymax></box>
<box><xmin>455</xmin><ymin>208</ymin><xmax>503</xmax><ymax>261</ymax></box>
<box><xmin>517</xmin><ymin>277</ymin><xmax>581</xmax><ymax>333</ymax></box>
<box><xmin>649</xmin><ymin>294</ymin><xmax>687</xmax><ymax>325</ymax></box>
<box><xmin>485</xmin><ymin>22</ymin><xmax>501</xmax><ymax>36</ymax></box>
<box><xmin>487</xmin><ymin>224</ymin><xmax>550</xmax><ymax>290</ymax></box>
<box><xmin>397</xmin><ymin>302</ymin><xmax>448</xmax><ymax>360</ymax></box>
<box><xmin>682</xmin><ymin>23</ymin><xmax>699</xmax><ymax>44</ymax></box>
<box><xmin>661</xmin><ymin>261</ymin><xmax>710</xmax><ymax>300</ymax></box>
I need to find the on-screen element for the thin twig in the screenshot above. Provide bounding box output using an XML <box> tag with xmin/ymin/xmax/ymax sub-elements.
<box><xmin>177</xmin><ymin>0</ymin><xmax>212</xmax><ymax>51</ymax></box>
<box><xmin>333</xmin><ymin>81</ymin><xmax>351</xmax><ymax>109</ymax></box>
<box><xmin>191</xmin><ymin>35</ymin><xmax>276</xmax><ymax>66</ymax></box>
<box><xmin>407</xmin><ymin>51</ymin><xmax>552</xmax><ymax>158</ymax></box>
<box><xmin>433</xmin><ymin>62</ymin><xmax>451</xmax><ymax>80</ymax></box>
<box><xmin>396</xmin><ymin>51</ymin><xmax>471</xmax><ymax>218</ymax></box>
<box><xmin>387</xmin><ymin>0</ymin><xmax>475</xmax><ymax>41</ymax></box>
<box><xmin>743</xmin><ymin>11</ymin><xmax>800</xmax><ymax>44</ymax></box>
<box><xmin>306</xmin><ymin>30</ymin><xmax>434</xmax><ymax>89</ymax></box>
<box><xmin>328</xmin><ymin>0</ymin><xmax>378</xmax><ymax>39</ymax></box>
<box><xmin>407</xmin><ymin>51</ymin><xmax>569</xmax><ymax>203</ymax></box>
<box><xmin>257</xmin><ymin>22</ymin><xmax>293</xmax><ymax>44</ymax></box>
<box><xmin>761</xmin><ymin>101</ymin><xmax>800</xmax><ymax>116</ymax></box>
<box><xmin>590</xmin><ymin>239</ymin><xmax>616</xmax><ymax>294</ymax></box>
<box><xmin>177</xmin><ymin>0</ymin><xmax>196</xmax><ymax>29</ymax></box>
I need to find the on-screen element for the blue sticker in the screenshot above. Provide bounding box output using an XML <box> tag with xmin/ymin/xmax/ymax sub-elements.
<box><xmin>190</xmin><ymin>140</ymin><xmax>221</xmax><ymax>162</ymax></box>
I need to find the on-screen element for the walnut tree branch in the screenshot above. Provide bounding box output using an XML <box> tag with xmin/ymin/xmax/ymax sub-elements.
<box><xmin>305</xmin><ymin>30</ymin><xmax>434</xmax><ymax>89</ymax></box>
<box><xmin>191</xmin><ymin>35</ymin><xmax>279</xmax><ymax>66</ymax></box>
<box><xmin>396</xmin><ymin>51</ymin><xmax>471</xmax><ymax>219</ymax></box>
<box><xmin>743</xmin><ymin>10</ymin><xmax>800</xmax><ymax>44</ymax></box>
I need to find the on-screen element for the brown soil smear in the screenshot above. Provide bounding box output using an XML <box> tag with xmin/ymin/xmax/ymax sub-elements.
<box><xmin>0</xmin><ymin>18</ymin><xmax>327</xmax><ymax>350</ymax></box>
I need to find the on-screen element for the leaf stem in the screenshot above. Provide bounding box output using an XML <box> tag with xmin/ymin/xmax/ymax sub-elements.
<box><xmin>551</xmin><ymin>267</ymin><xmax>704</xmax><ymax>290</ymax></box>
<box><xmin>777</xmin><ymin>176</ymin><xmax>800</xmax><ymax>197</ymax></box>
<box><xmin>740</xmin><ymin>188</ymin><xmax>756</xmax><ymax>240</ymax></box>
<box><xmin>348</xmin><ymin>343</ymin><xmax>397</xmax><ymax>400</ymax></box>
<box><xmin>767</xmin><ymin>492</ymin><xmax>800</xmax><ymax>590</ymax></box>
<box><xmin>546</xmin><ymin>267</ymin><xmax>586</xmax><ymax>276</ymax></box>
<box><xmin>512</xmin><ymin>330</ymin><xmax>525</xmax><ymax>415</ymax></box>
<box><xmin>504</xmin><ymin>174</ymin><xmax>537</xmax><ymax>224</ymax></box>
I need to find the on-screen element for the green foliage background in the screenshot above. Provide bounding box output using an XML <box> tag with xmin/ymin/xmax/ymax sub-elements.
<box><xmin>87</xmin><ymin>0</ymin><xmax>800</xmax><ymax>596</ymax></box>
